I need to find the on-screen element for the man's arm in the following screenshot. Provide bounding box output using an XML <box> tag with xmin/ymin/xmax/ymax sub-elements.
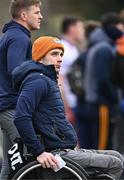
<box><xmin>14</xmin><ymin>78</ymin><xmax>47</xmax><ymax>156</ymax></box>
<box><xmin>14</xmin><ymin>78</ymin><xmax>59</xmax><ymax>169</ymax></box>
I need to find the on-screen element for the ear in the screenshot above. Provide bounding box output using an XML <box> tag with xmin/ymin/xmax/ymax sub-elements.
<box><xmin>20</xmin><ymin>11</ymin><xmax>27</xmax><ymax>21</ymax></box>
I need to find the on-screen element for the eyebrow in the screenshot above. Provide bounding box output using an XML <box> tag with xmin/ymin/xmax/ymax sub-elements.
<box><xmin>51</xmin><ymin>51</ymin><xmax>64</xmax><ymax>57</ymax></box>
<box><xmin>51</xmin><ymin>51</ymin><xmax>59</xmax><ymax>54</ymax></box>
<box><xmin>51</xmin><ymin>51</ymin><xmax>63</xmax><ymax>54</ymax></box>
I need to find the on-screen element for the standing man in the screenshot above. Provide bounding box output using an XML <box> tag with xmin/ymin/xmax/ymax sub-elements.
<box><xmin>12</xmin><ymin>36</ymin><xmax>123</xmax><ymax>180</ymax></box>
<box><xmin>0</xmin><ymin>0</ymin><xmax>43</xmax><ymax>179</ymax></box>
<box><xmin>59</xmin><ymin>16</ymin><xmax>85</xmax><ymax>125</ymax></box>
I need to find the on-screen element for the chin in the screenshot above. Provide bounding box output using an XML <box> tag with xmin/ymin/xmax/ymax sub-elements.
<box><xmin>56</xmin><ymin>68</ymin><xmax>60</xmax><ymax>72</ymax></box>
<box><xmin>36</xmin><ymin>26</ymin><xmax>40</xmax><ymax>30</ymax></box>
<box><xmin>33</xmin><ymin>25</ymin><xmax>40</xmax><ymax>30</ymax></box>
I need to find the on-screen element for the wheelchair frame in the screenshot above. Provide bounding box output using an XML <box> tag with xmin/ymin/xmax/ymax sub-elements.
<box><xmin>11</xmin><ymin>156</ymin><xmax>88</xmax><ymax>180</ymax></box>
<box><xmin>11</xmin><ymin>156</ymin><xmax>114</xmax><ymax>180</ymax></box>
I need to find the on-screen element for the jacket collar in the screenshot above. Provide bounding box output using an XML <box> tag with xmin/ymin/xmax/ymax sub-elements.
<box><xmin>12</xmin><ymin>61</ymin><xmax>58</xmax><ymax>90</ymax></box>
<box><xmin>2</xmin><ymin>20</ymin><xmax>31</xmax><ymax>37</ymax></box>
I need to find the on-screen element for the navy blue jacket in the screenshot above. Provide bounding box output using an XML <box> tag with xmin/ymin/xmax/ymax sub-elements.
<box><xmin>84</xmin><ymin>28</ymin><xmax>118</xmax><ymax>105</ymax></box>
<box><xmin>0</xmin><ymin>20</ymin><xmax>32</xmax><ymax>111</ymax></box>
<box><xmin>12</xmin><ymin>61</ymin><xmax>77</xmax><ymax>156</ymax></box>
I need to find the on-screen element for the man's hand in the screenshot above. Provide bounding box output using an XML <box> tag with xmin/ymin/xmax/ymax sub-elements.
<box><xmin>37</xmin><ymin>152</ymin><xmax>59</xmax><ymax>169</ymax></box>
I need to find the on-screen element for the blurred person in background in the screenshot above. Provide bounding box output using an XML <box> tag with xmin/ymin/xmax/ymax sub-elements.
<box><xmin>0</xmin><ymin>0</ymin><xmax>42</xmax><ymax>179</ymax></box>
<box><xmin>59</xmin><ymin>16</ymin><xmax>85</xmax><ymax>126</ymax></box>
<box><xmin>84</xmin><ymin>12</ymin><xmax>124</xmax><ymax>150</ymax></box>
<box><xmin>74</xmin><ymin>20</ymin><xmax>101</xmax><ymax>149</ymax></box>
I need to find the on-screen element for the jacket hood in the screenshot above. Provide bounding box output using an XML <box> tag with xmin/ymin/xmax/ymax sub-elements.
<box><xmin>88</xmin><ymin>27</ymin><xmax>113</xmax><ymax>47</ymax></box>
<box><xmin>2</xmin><ymin>20</ymin><xmax>31</xmax><ymax>37</ymax></box>
<box><xmin>12</xmin><ymin>60</ymin><xmax>57</xmax><ymax>90</ymax></box>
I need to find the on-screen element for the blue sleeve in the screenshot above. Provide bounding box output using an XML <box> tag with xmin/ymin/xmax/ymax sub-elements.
<box><xmin>94</xmin><ymin>47</ymin><xmax>115</xmax><ymax>97</ymax></box>
<box><xmin>14</xmin><ymin>78</ymin><xmax>48</xmax><ymax>156</ymax></box>
<box><xmin>7</xmin><ymin>35</ymin><xmax>31</xmax><ymax>74</ymax></box>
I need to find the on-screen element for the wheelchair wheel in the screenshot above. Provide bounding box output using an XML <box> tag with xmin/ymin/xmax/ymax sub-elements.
<box><xmin>11</xmin><ymin>156</ymin><xmax>88</xmax><ymax>180</ymax></box>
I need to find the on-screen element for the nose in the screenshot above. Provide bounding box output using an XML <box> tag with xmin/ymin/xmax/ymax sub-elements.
<box><xmin>39</xmin><ymin>13</ymin><xmax>43</xmax><ymax>19</ymax></box>
<box><xmin>58</xmin><ymin>55</ymin><xmax>62</xmax><ymax>63</ymax></box>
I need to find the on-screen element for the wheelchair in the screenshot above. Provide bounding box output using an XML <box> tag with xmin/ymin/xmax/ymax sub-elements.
<box><xmin>11</xmin><ymin>156</ymin><xmax>114</xmax><ymax>180</ymax></box>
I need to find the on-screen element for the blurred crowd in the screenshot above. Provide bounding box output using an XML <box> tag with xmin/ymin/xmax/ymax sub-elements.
<box><xmin>58</xmin><ymin>11</ymin><xmax>124</xmax><ymax>154</ymax></box>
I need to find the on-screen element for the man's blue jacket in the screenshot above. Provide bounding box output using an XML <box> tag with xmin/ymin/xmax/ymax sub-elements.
<box><xmin>0</xmin><ymin>20</ymin><xmax>32</xmax><ymax>111</ymax></box>
<box><xmin>12</xmin><ymin>61</ymin><xmax>77</xmax><ymax>156</ymax></box>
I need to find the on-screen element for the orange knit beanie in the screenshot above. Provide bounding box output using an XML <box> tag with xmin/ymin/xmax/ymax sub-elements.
<box><xmin>32</xmin><ymin>36</ymin><xmax>64</xmax><ymax>61</ymax></box>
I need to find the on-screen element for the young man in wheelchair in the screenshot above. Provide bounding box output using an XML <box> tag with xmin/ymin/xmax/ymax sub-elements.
<box><xmin>12</xmin><ymin>36</ymin><xmax>124</xmax><ymax>179</ymax></box>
